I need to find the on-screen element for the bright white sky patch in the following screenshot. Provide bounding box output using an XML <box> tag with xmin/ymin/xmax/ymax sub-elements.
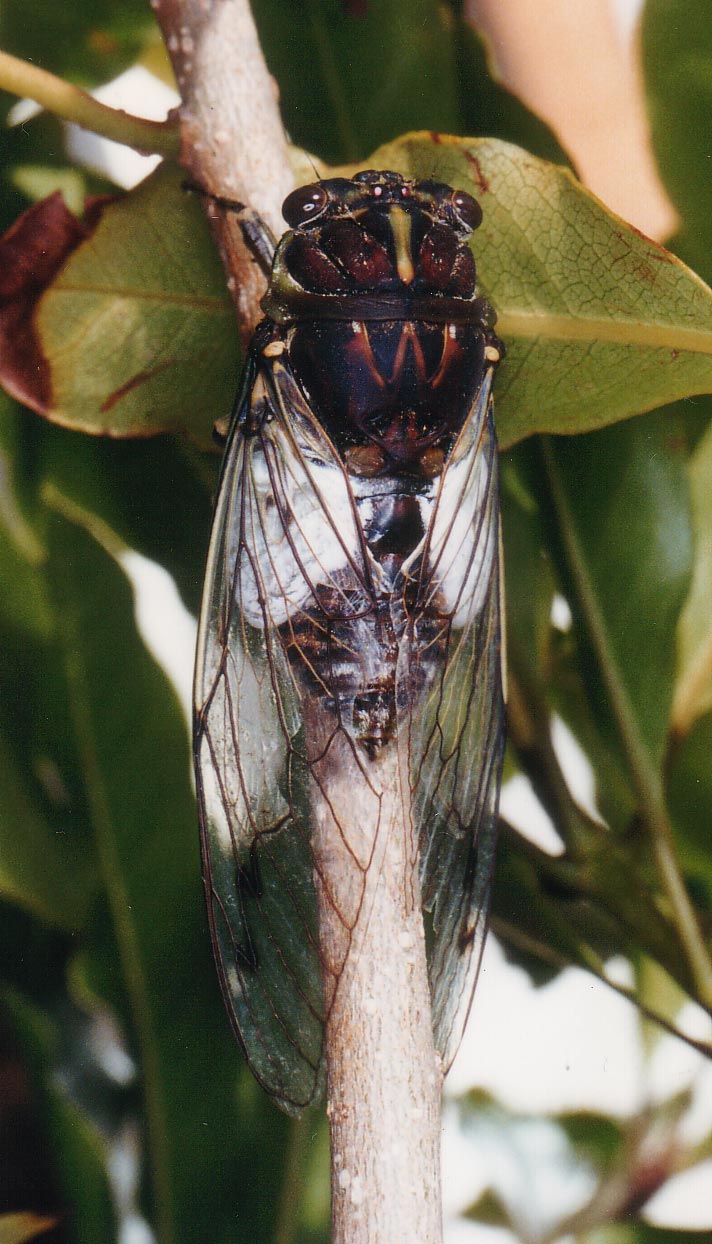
<box><xmin>550</xmin><ymin>592</ymin><xmax>572</xmax><ymax>632</ymax></box>
<box><xmin>119</xmin><ymin>549</ymin><xmax>196</xmax><ymax>725</ymax></box>
<box><xmin>645</xmin><ymin>1161</ymin><xmax>712</xmax><ymax>1229</ymax></box>
<box><xmin>447</xmin><ymin>938</ymin><xmax>645</xmax><ymax>1116</ymax></box>
<box><xmin>65</xmin><ymin>66</ymin><xmax>179</xmax><ymax>188</ymax></box>
<box><xmin>499</xmin><ymin>774</ymin><xmax>564</xmax><ymax>855</ymax></box>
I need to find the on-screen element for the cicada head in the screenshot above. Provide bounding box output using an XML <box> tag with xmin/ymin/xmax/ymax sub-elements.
<box><xmin>258</xmin><ymin>173</ymin><xmax>500</xmax><ymax>476</ymax></box>
<box><xmin>264</xmin><ymin>170</ymin><xmax>489</xmax><ymax>316</ymax></box>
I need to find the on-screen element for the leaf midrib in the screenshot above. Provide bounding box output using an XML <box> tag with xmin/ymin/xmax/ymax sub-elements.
<box><xmin>499</xmin><ymin>310</ymin><xmax>712</xmax><ymax>354</ymax></box>
<box><xmin>46</xmin><ymin>292</ymin><xmax>712</xmax><ymax>354</ymax></box>
<box><xmin>48</xmin><ymin>284</ymin><xmax>228</xmax><ymax>311</ymax></box>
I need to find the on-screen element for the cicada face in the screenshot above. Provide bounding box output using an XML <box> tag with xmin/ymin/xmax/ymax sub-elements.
<box><xmin>194</xmin><ymin>171</ymin><xmax>505</xmax><ymax>1113</ymax></box>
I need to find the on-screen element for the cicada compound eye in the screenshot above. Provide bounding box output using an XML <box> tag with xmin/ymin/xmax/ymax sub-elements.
<box><xmin>282</xmin><ymin>183</ymin><xmax>329</xmax><ymax>229</ymax></box>
<box><xmin>450</xmin><ymin>189</ymin><xmax>483</xmax><ymax>232</ymax></box>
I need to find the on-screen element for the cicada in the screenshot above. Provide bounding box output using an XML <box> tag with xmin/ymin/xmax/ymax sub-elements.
<box><xmin>193</xmin><ymin>170</ymin><xmax>505</xmax><ymax>1114</ymax></box>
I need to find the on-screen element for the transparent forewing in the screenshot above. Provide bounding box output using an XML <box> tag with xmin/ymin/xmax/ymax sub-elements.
<box><xmin>397</xmin><ymin>370</ymin><xmax>505</xmax><ymax>1068</ymax></box>
<box><xmin>194</xmin><ymin>352</ymin><xmax>374</xmax><ymax>1113</ymax></box>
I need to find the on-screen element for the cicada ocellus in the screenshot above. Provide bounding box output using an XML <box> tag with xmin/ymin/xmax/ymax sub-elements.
<box><xmin>193</xmin><ymin>170</ymin><xmax>505</xmax><ymax>1114</ymax></box>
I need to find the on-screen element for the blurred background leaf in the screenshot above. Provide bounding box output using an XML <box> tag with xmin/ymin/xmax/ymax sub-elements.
<box><xmin>0</xmin><ymin>1</ymin><xmax>157</xmax><ymax>93</ymax></box>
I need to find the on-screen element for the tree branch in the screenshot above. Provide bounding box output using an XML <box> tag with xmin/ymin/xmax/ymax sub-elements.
<box><xmin>307</xmin><ymin>720</ymin><xmax>444</xmax><ymax>1244</ymax></box>
<box><xmin>155</xmin><ymin>5</ymin><xmax>445</xmax><ymax>1241</ymax></box>
<box><xmin>152</xmin><ymin>0</ymin><xmax>295</xmax><ymax>342</ymax></box>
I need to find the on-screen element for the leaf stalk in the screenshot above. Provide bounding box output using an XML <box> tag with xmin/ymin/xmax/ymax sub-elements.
<box><xmin>0</xmin><ymin>49</ymin><xmax>179</xmax><ymax>156</ymax></box>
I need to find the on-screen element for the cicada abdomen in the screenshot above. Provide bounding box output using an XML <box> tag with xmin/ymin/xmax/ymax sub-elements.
<box><xmin>194</xmin><ymin>170</ymin><xmax>505</xmax><ymax>1114</ymax></box>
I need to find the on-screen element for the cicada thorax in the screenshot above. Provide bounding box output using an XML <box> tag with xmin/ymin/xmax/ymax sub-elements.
<box><xmin>258</xmin><ymin>170</ymin><xmax>501</xmax><ymax>756</ymax></box>
<box><xmin>265</xmin><ymin>170</ymin><xmax>497</xmax><ymax>480</ymax></box>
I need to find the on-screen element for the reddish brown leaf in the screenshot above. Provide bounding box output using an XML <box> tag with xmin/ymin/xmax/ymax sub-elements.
<box><xmin>0</xmin><ymin>194</ymin><xmax>108</xmax><ymax>413</ymax></box>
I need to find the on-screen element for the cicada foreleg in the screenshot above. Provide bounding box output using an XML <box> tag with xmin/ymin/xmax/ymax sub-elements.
<box><xmin>182</xmin><ymin>180</ymin><xmax>277</xmax><ymax>276</ymax></box>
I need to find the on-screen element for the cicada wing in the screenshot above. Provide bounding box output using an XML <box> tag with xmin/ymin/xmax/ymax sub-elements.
<box><xmin>396</xmin><ymin>370</ymin><xmax>505</xmax><ymax>1070</ymax></box>
<box><xmin>194</xmin><ymin>353</ymin><xmax>374</xmax><ymax>1113</ymax></box>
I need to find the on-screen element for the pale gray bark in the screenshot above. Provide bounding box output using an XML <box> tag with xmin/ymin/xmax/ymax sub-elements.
<box><xmin>156</xmin><ymin>5</ymin><xmax>445</xmax><ymax>1238</ymax></box>
<box><xmin>152</xmin><ymin>0</ymin><xmax>294</xmax><ymax>341</ymax></box>
<box><xmin>307</xmin><ymin>719</ymin><xmax>444</xmax><ymax>1244</ymax></box>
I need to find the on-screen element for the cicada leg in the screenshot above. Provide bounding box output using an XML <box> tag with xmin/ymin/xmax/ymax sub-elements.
<box><xmin>182</xmin><ymin>180</ymin><xmax>277</xmax><ymax>275</ymax></box>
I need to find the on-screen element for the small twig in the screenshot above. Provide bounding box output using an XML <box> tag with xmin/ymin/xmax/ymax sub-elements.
<box><xmin>491</xmin><ymin>913</ymin><xmax>712</xmax><ymax>1059</ymax></box>
<box><xmin>541</xmin><ymin>437</ymin><xmax>712</xmax><ymax>1010</ymax></box>
<box><xmin>152</xmin><ymin>0</ymin><xmax>295</xmax><ymax>344</ymax></box>
<box><xmin>0</xmin><ymin>48</ymin><xmax>179</xmax><ymax>155</ymax></box>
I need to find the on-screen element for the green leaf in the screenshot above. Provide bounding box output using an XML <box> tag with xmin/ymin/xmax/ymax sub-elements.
<box><xmin>557</xmin><ymin>1111</ymin><xmax>624</xmax><ymax>1170</ymax></box>
<box><xmin>252</xmin><ymin>0</ymin><xmax>460</xmax><ymax>164</ymax></box>
<box><xmin>37</xmin><ymin>162</ymin><xmax>236</xmax><ymax>446</ymax></box>
<box><xmin>673</xmin><ymin>419</ymin><xmax>712</xmax><ymax>734</ymax></box>
<box><xmin>0</xmin><ymin>902</ymin><xmax>73</xmax><ymax>998</ymax></box>
<box><xmin>0</xmin><ymin>402</ymin><xmax>98</xmax><ymax>929</ymax></box>
<box><xmin>38</xmin><ymin>420</ymin><xmax>214</xmax><ymax>616</ymax></box>
<box><xmin>462</xmin><ymin>1187</ymin><xmax>512</xmax><ymax>1227</ymax></box>
<box><xmin>0</xmin><ymin>728</ymin><xmax>96</xmax><ymax>929</ymax></box>
<box><xmin>552</xmin><ymin>647</ymin><xmax>637</xmax><ymax>832</ymax></box>
<box><xmin>40</xmin><ymin>485</ymin><xmax>291</xmax><ymax>1243</ymax></box>
<box><xmin>0</xmin><ymin>397</ymin><xmax>49</xmax><ymax>633</ymax></box>
<box><xmin>667</xmin><ymin>708</ymin><xmax>712</xmax><ymax>908</ymax></box>
<box><xmin>367</xmin><ymin>135</ymin><xmax>712</xmax><ymax>447</ymax></box>
<box><xmin>0</xmin><ymin>0</ymin><xmax>157</xmax><ymax>90</ymax></box>
<box><xmin>500</xmin><ymin>440</ymin><xmax>557</xmax><ymax>692</ymax></box>
<box><xmin>542</xmin><ymin>410</ymin><xmax>693</xmax><ymax>771</ymax></box>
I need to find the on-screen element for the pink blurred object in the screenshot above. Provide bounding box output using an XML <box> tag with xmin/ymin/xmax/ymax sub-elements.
<box><xmin>466</xmin><ymin>0</ymin><xmax>678</xmax><ymax>241</ymax></box>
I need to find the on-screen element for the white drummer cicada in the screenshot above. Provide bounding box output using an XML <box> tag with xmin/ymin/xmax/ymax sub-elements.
<box><xmin>193</xmin><ymin>170</ymin><xmax>505</xmax><ymax>1114</ymax></box>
